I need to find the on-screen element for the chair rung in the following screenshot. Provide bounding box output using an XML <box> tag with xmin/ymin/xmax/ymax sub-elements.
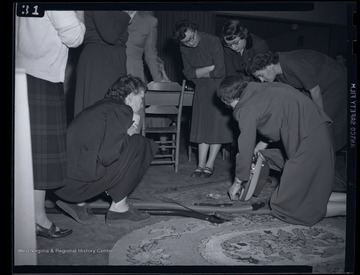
<box><xmin>155</xmin><ymin>142</ymin><xmax>175</xmax><ymax>145</ymax></box>
<box><xmin>151</xmin><ymin>160</ymin><xmax>176</xmax><ymax>165</ymax></box>
<box><xmin>145</xmin><ymin>127</ymin><xmax>177</xmax><ymax>133</ymax></box>
<box><xmin>154</xmin><ymin>155</ymin><xmax>173</xmax><ymax>159</ymax></box>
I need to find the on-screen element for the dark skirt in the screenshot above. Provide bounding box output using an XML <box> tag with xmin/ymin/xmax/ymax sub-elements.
<box><xmin>190</xmin><ymin>78</ymin><xmax>235</xmax><ymax>144</ymax></box>
<box><xmin>27</xmin><ymin>74</ymin><xmax>67</xmax><ymax>190</ymax></box>
<box><xmin>270</xmin><ymin>123</ymin><xmax>334</xmax><ymax>226</ymax></box>
<box><xmin>74</xmin><ymin>43</ymin><xmax>127</xmax><ymax>116</ymax></box>
<box><xmin>55</xmin><ymin>135</ymin><xmax>158</xmax><ymax>203</ymax></box>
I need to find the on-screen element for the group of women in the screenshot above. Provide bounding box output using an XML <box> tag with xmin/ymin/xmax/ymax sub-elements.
<box><xmin>173</xmin><ymin>19</ymin><xmax>347</xmax><ymax>226</ymax></box>
<box><xmin>17</xmin><ymin>10</ymin><xmax>347</xmax><ymax>241</ymax></box>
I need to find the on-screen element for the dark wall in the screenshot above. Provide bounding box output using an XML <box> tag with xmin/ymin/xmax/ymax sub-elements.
<box><xmin>215</xmin><ymin>14</ymin><xmax>347</xmax><ymax>56</ymax></box>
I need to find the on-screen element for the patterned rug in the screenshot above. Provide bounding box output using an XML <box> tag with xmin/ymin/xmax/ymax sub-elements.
<box><xmin>110</xmin><ymin>179</ymin><xmax>346</xmax><ymax>273</ymax></box>
<box><xmin>109</xmin><ymin>214</ymin><xmax>346</xmax><ymax>273</ymax></box>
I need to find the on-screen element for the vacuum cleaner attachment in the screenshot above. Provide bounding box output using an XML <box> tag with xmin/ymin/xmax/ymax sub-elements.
<box><xmin>238</xmin><ymin>152</ymin><xmax>270</xmax><ymax>202</ymax></box>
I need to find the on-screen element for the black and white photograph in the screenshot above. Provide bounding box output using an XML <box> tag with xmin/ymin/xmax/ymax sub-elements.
<box><xmin>12</xmin><ymin>1</ymin><xmax>357</xmax><ymax>274</ymax></box>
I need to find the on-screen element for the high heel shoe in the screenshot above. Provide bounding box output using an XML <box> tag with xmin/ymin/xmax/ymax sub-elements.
<box><xmin>191</xmin><ymin>167</ymin><xmax>204</xmax><ymax>177</ymax></box>
<box><xmin>35</xmin><ymin>223</ymin><xmax>73</xmax><ymax>239</ymax></box>
<box><xmin>201</xmin><ymin>167</ymin><xmax>214</xmax><ymax>178</ymax></box>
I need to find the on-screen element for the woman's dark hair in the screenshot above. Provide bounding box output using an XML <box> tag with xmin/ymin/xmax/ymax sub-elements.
<box><xmin>221</xmin><ymin>20</ymin><xmax>253</xmax><ymax>49</ymax></box>
<box><xmin>246</xmin><ymin>51</ymin><xmax>279</xmax><ymax>75</ymax></box>
<box><xmin>172</xmin><ymin>19</ymin><xmax>198</xmax><ymax>43</ymax></box>
<box><xmin>105</xmin><ymin>74</ymin><xmax>146</xmax><ymax>102</ymax></box>
<box><xmin>217</xmin><ymin>74</ymin><xmax>251</xmax><ymax>105</ymax></box>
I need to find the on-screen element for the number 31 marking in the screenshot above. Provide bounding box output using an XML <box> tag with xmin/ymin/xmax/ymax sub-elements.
<box><xmin>17</xmin><ymin>4</ymin><xmax>43</xmax><ymax>17</ymax></box>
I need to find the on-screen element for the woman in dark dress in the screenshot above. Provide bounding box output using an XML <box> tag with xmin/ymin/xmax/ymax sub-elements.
<box><xmin>74</xmin><ymin>11</ymin><xmax>135</xmax><ymax>117</ymax></box>
<box><xmin>220</xmin><ymin>20</ymin><xmax>269</xmax><ymax>76</ymax></box>
<box><xmin>172</xmin><ymin>20</ymin><xmax>234</xmax><ymax>178</ymax></box>
<box><xmin>56</xmin><ymin>75</ymin><xmax>158</xmax><ymax>225</ymax></box>
<box><xmin>247</xmin><ymin>50</ymin><xmax>347</xmax><ymax>153</ymax></box>
<box><xmin>217</xmin><ymin>75</ymin><xmax>346</xmax><ymax>226</ymax></box>
<box><xmin>248</xmin><ymin>50</ymin><xmax>348</xmax><ymax>191</ymax></box>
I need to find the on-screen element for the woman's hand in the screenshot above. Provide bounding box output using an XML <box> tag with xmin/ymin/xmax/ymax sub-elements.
<box><xmin>127</xmin><ymin>113</ymin><xmax>140</xmax><ymax>136</ymax></box>
<box><xmin>127</xmin><ymin>125</ymin><xmax>138</xmax><ymax>136</ymax></box>
<box><xmin>228</xmin><ymin>178</ymin><xmax>243</xmax><ymax>200</ymax></box>
<box><xmin>254</xmin><ymin>141</ymin><xmax>268</xmax><ymax>156</ymax></box>
<box><xmin>132</xmin><ymin>113</ymin><xmax>140</xmax><ymax>127</ymax></box>
<box><xmin>195</xmin><ymin>65</ymin><xmax>215</xmax><ymax>78</ymax></box>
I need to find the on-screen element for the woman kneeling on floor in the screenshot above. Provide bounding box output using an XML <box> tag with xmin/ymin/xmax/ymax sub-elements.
<box><xmin>55</xmin><ymin>75</ymin><xmax>158</xmax><ymax>225</ymax></box>
<box><xmin>217</xmin><ymin>75</ymin><xmax>346</xmax><ymax>226</ymax></box>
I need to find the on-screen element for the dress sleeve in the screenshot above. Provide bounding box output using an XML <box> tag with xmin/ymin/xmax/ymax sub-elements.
<box><xmin>209</xmin><ymin>36</ymin><xmax>225</xmax><ymax>78</ymax></box>
<box><xmin>144</xmin><ymin>17</ymin><xmax>163</xmax><ymax>82</ymax></box>
<box><xmin>224</xmin><ymin>47</ymin><xmax>238</xmax><ymax>76</ymax></box>
<box><xmin>47</xmin><ymin>11</ymin><xmax>85</xmax><ymax>48</ymax></box>
<box><xmin>91</xmin><ymin>11</ymin><xmax>130</xmax><ymax>44</ymax></box>
<box><xmin>97</xmin><ymin>105</ymin><xmax>132</xmax><ymax>166</ymax></box>
<box><xmin>286</xmin><ymin>59</ymin><xmax>319</xmax><ymax>91</ymax></box>
<box><xmin>235</xmin><ymin>108</ymin><xmax>258</xmax><ymax>181</ymax></box>
<box><xmin>181</xmin><ymin>47</ymin><xmax>197</xmax><ymax>80</ymax></box>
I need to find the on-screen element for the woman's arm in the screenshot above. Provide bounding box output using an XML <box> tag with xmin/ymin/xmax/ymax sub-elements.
<box><xmin>47</xmin><ymin>11</ymin><xmax>85</xmax><ymax>48</ymax></box>
<box><xmin>144</xmin><ymin>16</ymin><xmax>164</xmax><ymax>82</ymax></box>
<box><xmin>209</xmin><ymin>36</ymin><xmax>226</xmax><ymax>78</ymax></box>
<box><xmin>195</xmin><ymin>65</ymin><xmax>215</xmax><ymax>78</ymax></box>
<box><xmin>309</xmin><ymin>85</ymin><xmax>324</xmax><ymax>109</ymax></box>
<box><xmin>235</xmin><ymin>110</ymin><xmax>258</xmax><ymax>181</ymax></box>
<box><xmin>98</xmin><ymin>106</ymin><xmax>132</xmax><ymax>166</ymax></box>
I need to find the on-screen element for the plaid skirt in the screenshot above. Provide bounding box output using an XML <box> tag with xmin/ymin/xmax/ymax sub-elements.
<box><xmin>27</xmin><ymin>75</ymin><xmax>67</xmax><ymax>190</ymax></box>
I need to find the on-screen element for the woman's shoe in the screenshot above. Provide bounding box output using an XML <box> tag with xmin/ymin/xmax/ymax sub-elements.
<box><xmin>56</xmin><ymin>200</ymin><xmax>96</xmax><ymax>225</ymax></box>
<box><xmin>201</xmin><ymin>167</ymin><xmax>214</xmax><ymax>178</ymax></box>
<box><xmin>191</xmin><ymin>167</ymin><xmax>204</xmax><ymax>177</ymax></box>
<box><xmin>105</xmin><ymin>204</ymin><xmax>151</xmax><ymax>225</ymax></box>
<box><xmin>35</xmin><ymin>223</ymin><xmax>73</xmax><ymax>239</ymax></box>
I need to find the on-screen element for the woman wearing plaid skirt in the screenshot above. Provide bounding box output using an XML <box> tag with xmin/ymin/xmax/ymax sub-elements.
<box><xmin>16</xmin><ymin>11</ymin><xmax>85</xmax><ymax>239</ymax></box>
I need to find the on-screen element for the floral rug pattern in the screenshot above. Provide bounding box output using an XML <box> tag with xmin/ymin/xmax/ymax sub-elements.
<box><xmin>109</xmin><ymin>214</ymin><xmax>346</xmax><ymax>273</ymax></box>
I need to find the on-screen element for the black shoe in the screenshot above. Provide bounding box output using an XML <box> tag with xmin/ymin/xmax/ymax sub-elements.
<box><xmin>56</xmin><ymin>200</ymin><xmax>96</xmax><ymax>225</ymax></box>
<box><xmin>105</xmin><ymin>205</ymin><xmax>150</xmax><ymax>224</ymax></box>
<box><xmin>36</xmin><ymin>223</ymin><xmax>72</xmax><ymax>239</ymax></box>
<box><xmin>201</xmin><ymin>167</ymin><xmax>214</xmax><ymax>178</ymax></box>
<box><xmin>191</xmin><ymin>167</ymin><xmax>204</xmax><ymax>177</ymax></box>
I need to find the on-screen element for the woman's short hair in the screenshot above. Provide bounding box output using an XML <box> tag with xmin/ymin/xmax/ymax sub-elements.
<box><xmin>105</xmin><ymin>74</ymin><xmax>146</xmax><ymax>102</ymax></box>
<box><xmin>221</xmin><ymin>20</ymin><xmax>253</xmax><ymax>49</ymax></box>
<box><xmin>217</xmin><ymin>74</ymin><xmax>251</xmax><ymax>105</ymax></box>
<box><xmin>172</xmin><ymin>19</ymin><xmax>198</xmax><ymax>42</ymax></box>
<box><xmin>246</xmin><ymin>51</ymin><xmax>279</xmax><ymax>75</ymax></box>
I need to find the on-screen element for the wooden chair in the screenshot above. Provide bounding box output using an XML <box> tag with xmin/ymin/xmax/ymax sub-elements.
<box><xmin>142</xmin><ymin>80</ymin><xmax>186</xmax><ymax>172</ymax></box>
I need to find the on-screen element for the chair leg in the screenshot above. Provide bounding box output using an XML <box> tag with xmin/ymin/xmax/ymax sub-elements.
<box><xmin>188</xmin><ymin>144</ymin><xmax>192</xmax><ymax>162</ymax></box>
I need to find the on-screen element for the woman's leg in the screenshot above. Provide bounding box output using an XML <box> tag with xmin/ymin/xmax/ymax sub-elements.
<box><xmin>109</xmin><ymin>196</ymin><xmax>129</xmax><ymax>212</ymax></box>
<box><xmin>34</xmin><ymin>190</ymin><xmax>50</xmax><ymax>227</ymax></box>
<box><xmin>270</xmin><ymin>124</ymin><xmax>334</xmax><ymax>226</ymax></box>
<box><xmin>205</xmin><ymin>144</ymin><xmax>222</xmax><ymax>169</ymax></box>
<box><xmin>34</xmin><ymin>190</ymin><xmax>63</xmax><ymax>230</ymax></box>
<box><xmin>198</xmin><ymin>143</ymin><xmax>210</xmax><ymax>168</ymax></box>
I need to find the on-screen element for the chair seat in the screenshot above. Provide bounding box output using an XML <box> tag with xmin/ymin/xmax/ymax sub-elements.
<box><xmin>145</xmin><ymin>126</ymin><xmax>177</xmax><ymax>133</ymax></box>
